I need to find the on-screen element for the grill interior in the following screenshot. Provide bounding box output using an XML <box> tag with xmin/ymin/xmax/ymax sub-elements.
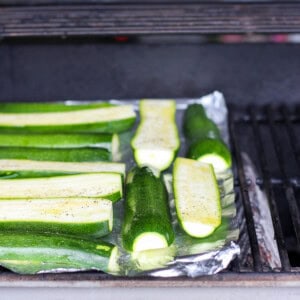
<box><xmin>230</xmin><ymin>104</ymin><xmax>300</xmax><ymax>273</ymax></box>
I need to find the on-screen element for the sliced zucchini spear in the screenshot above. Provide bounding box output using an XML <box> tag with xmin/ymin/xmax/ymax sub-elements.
<box><xmin>131</xmin><ymin>100</ymin><xmax>180</xmax><ymax>171</ymax></box>
<box><xmin>0</xmin><ymin>173</ymin><xmax>123</xmax><ymax>202</ymax></box>
<box><xmin>0</xmin><ymin>132</ymin><xmax>120</xmax><ymax>155</ymax></box>
<box><xmin>0</xmin><ymin>198</ymin><xmax>113</xmax><ymax>237</ymax></box>
<box><xmin>0</xmin><ymin>104</ymin><xmax>136</xmax><ymax>134</ymax></box>
<box><xmin>0</xmin><ymin>159</ymin><xmax>126</xmax><ymax>177</ymax></box>
<box><xmin>0</xmin><ymin>232</ymin><xmax>119</xmax><ymax>274</ymax></box>
<box><xmin>173</xmin><ymin>157</ymin><xmax>222</xmax><ymax>238</ymax></box>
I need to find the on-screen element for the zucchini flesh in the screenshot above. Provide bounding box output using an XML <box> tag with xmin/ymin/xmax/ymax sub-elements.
<box><xmin>122</xmin><ymin>166</ymin><xmax>174</xmax><ymax>252</ymax></box>
<box><xmin>183</xmin><ymin>104</ymin><xmax>231</xmax><ymax>172</ymax></box>
<box><xmin>0</xmin><ymin>132</ymin><xmax>119</xmax><ymax>152</ymax></box>
<box><xmin>0</xmin><ymin>198</ymin><xmax>113</xmax><ymax>237</ymax></box>
<box><xmin>0</xmin><ymin>232</ymin><xmax>119</xmax><ymax>274</ymax></box>
<box><xmin>0</xmin><ymin>159</ymin><xmax>126</xmax><ymax>177</ymax></box>
<box><xmin>0</xmin><ymin>147</ymin><xmax>111</xmax><ymax>162</ymax></box>
<box><xmin>131</xmin><ymin>100</ymin><xmax>180</xmax><ymax>171</ymax></box>
<box><xmin>0</xmin><ymin>173</ymin><xmax>123</xmax><ymax>202</ymax></box>
<box><xmin>173</xmin><ymin>157</ymin><xmax>221</xmax><ymax>238</ymax></box>
<box><xmin>0</xmin><ymin>105</ymin><xmax>136</xmax><ymax>133</ymax></box>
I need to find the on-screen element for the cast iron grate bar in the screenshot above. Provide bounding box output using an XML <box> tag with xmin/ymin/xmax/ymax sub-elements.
<box><xmin>249</xmin><ymin>106</ymin><xmax>291</xmax><ymax>271</ymax></box>
<box><xmin>229</xmin><ymin>109</ymin><xmax>263</xmax><ymax>272</ymax></box>
<box><xmin>267</xmin><ymin>106</ymin><xmax>300</xmax><ymax>248</ymax></box>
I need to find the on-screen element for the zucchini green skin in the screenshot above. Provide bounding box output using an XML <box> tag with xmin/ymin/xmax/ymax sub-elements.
<box><xmin>0</xmin><ymin>232</ymin><xmax>118</xmax><ymax>274</ymax></box>
<box><xmin>0</xmin><ymin>118</ymin><xmax>136</xmax><ymax>134</ymax></box>
<box><xmin>0</xmin><ymin>147</ymin><xmax>111</xmax><ymax>162</ymax></box>
<box><xmin>0</xmin><ymin>133</ymin><xmax>116</xmax><ymax>151</ymax></box>
<box><xmin>183</xmin><ymin>104</ymin><xmax>221</xmax><ymax>142</ymax></box>
<box><xmin>0</xmin><ymin>102</ymin><xmax>113</xmax><ymax>113</ymax></box>
<box><xmin>187</xmin><ymin>138</ymin><xmax>232</xmax><ymax>168</ymax></box>
<box><xmin>122</xmin><ymin>166</ymin><xmax>174</xmax><ymax>252</ymax></box>
<box><xmin>183</xmin><ymin>104</ymin><xmax>232</xmax><ymax>171</ymax></box>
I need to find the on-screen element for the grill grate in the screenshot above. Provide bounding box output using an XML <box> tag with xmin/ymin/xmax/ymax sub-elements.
<box><xmin>229</xmin><ymin>104</ymin><xmax>300</xmax><ymax>272</ymax></box>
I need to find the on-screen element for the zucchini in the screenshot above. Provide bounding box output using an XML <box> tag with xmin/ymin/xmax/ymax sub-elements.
<box><xmin>0</xmin><ymin>159</ymin><xmax>126</xmax><ymax>177</ymax></box>
<box><xmin>183</xmin><ymin>103</ymin><xmax>231</xmax><ymax>172</ymax></box>
<box><xmin>0</xmin><ymin>102</ymin><xmax>113</xmax><ymax>113</ymax></box>
<box><xmin>131</xmin><ymin>100</ymin><xmax>180</xmax><ymax>171</ymax></box>
<box><xmin>0</xmin><ymin>132</ymin><xmax>119</xmax><ymax>152</ymax></box>
<box><xmin>187</xmin><ymin>138</ymin><xmax>232</xmax><ymax>173</ymax></box>
<box><xmin>122</xmin><ymin>166</ymin><xmax>174</xmax><ymax>252</ymax></box>
<box><xmin>0</xmin><ymin>173</ymin><xmax>123</xmax><ymax>202</ymax></box>
<box><xmin>0</xmin><ymin>198</ymin><xmax>113</xmax><ymax>237</ymax></box>
<box><xmin>0</xmin><ymin>147</ymin><xmax>111</xmax><ymax>162</ymax></box>
<box><xmin>0</xmin><ymin>105</ymin><xmax>136</xmax><ymax>133</ymax></box>
<box><xmin>0</xmin><ymin>232</ymin><xmax>119</xmax><ymax>274</ymax></box>
<box><xmin>173</xmin><ymin>157</ymin><xmax>222</xmax><ymax>238</ymax></box>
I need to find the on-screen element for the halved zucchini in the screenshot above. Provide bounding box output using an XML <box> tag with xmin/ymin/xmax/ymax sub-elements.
<box><xmin>0</xmin><ymin>231</ymin><xmax>119</xmax><ymax>274</ymax></box>
<box><xmin>0</xmin><ymin>147</ymin><xmax>111</xmax><ymax>162</ymax></box>
<box><xmin>131</xmin><ymin>100</ymin><xmax>180</xmax><ymax>171</ymax></box>
<box><xmin>0</xmin><ymin>132</ymin><xmax>119</xmax><ymax>153</ymax></box>
<box><xmin>173</xmin><ymin>157</ymin><xmax>222</xmax><ymax>238</ymax></box>
<box><xmin>0</xmin><ymin>105</ymin><xmax>136</xmax><ymax>133</ymax></box>
<box><xmin>0</xmin><ymin>173</ymin><xmax>123</xmax><ymax>202</ymax></box>
<box><xmin>0</xmin><ymin>159</ymin><xmax>126</xmax><ymax>177</ymax></box>
<box><xmin>0</xmin><ymin>198</ymin><xmax>113</xmax><ymax>237</ymax></box>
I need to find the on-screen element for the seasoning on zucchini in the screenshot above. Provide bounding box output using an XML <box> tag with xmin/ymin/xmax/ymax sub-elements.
<box><xmin>0</xmin><ymin>198</ymin><xmax>113</xmax><ymax>237</ymax></box>
<box><xmin>183</xmin><ymin>103</ymin><xmax>231</xmax><ymax>172</ymax></box>
<box><xmin>173</xmin><ymin>157</ymin><xmax>222</xmax><ymax>238</ymax></box>
<box><xmin>0</xmin><ymin>159</ymin><xmax>126</xmax><ymax>177</ymax></box>
<box><xmin>0</xmin><ymin>104</ymin><xmax>136</xmax><ymax>133</ymax></box>
<box><xmin>131</xmin><ymin>100</ymin><xmax>180</xmax><ymax>171</ymax></box>
<box><xmin>0</xmin><ymin>232</ymin><xmax>119</xmax><ymax>274</ymax></box>
<box><xmin>0</xmin><ymin>173</ymin><xmax>123</xmax><ymax>202</ymax></box>
<box><xmin>122</xmin><ymin>166</ymin><xmax>175</xmax><ymax>252</ymax></box>
<box><xmin>0</xmin><ymin>147</ymin><xmax>111</xmax><ymax>162</ymax></box>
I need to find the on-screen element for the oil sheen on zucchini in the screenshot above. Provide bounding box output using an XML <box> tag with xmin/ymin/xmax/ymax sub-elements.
<box><xmin>0</xmin><ymin>104</ymin><xmax>136</xmax><ymax>133</ymax></box>
<box><xmin>122</xmin><ymin>166</ymin><xmax>175</xmax><ymax>252</ymax></box>
<box><xmin>131</xmin><ymin>100</ymin><xmax>180</xmax><ymax>171</ymax></box>
<box><xmin>0</xmin><ymin>198</ymin><xmax>113</xmax><ymax>237</ymax></box>
<box><xmin>173</xmin><ymin>157</ymin><xmax>221</xmax><ymax>238</ymax></box>
<box><xmin>0</xmin><ymin>232</ymin><xmax>119</xmax><ymax>274</ymax></box>
<box><xmin>183</xmin><ymin>104</ymin><xmax>232</xmax><ymax>172</ymax></box>
<box><xmin>0</xmin><ymin>173</ymin><xmax>123</xmax><ymax>202</ymax></box>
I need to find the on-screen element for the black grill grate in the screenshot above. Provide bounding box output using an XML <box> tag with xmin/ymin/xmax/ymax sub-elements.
<box><xmin>229</xmin><ymin>104</ymin><xmax>300</xmax><ymax>272</ymax></box>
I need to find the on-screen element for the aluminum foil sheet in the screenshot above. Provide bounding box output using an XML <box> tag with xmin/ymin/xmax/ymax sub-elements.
<box><xmin>103</xmin><ymin>91</ymin><xmax>240</xmax><ymax>277</ymax></box>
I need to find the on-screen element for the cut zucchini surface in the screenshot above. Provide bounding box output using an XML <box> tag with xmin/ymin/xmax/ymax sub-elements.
<box><xmin>131</xmin><ymin>100</ymin><xmax>180</xmax><ymax>171</ymax></box>
<box><xmin>173</xmin><ymin>157</ymin><xmax>222</xmax><ymax>238</ymax></box>
<box><xmin>0</xmin><ymin>105</ymin><xmax>136</xmax><ymax>133</ymax></box>
<box><xmin>0</xmin><ymin>198</ymin><xmax>113</xmax><ymax>237</ymax></box>
<box><xmin>0</xmin><ymin>173</ymin><xmax>123</xmax><ymax>202</ymax></box>
<box><xmin>122</xmin><ymin>166</ymin><xmax>175</xmax><ymax>252</ymax></box>
<box><xmin>187</xmin><ymin>138</ymin><xmax>232</xmax><ymax>173</ymax></box>
<box><xmin>0</xmin><ymin>159</ymin><xmax>126</xmax><ymax>177</ymax></box>
<box><xmin>0</xmin><ymin>232</ymin><xmax>119</xmax><ymax>274</ymax></box>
